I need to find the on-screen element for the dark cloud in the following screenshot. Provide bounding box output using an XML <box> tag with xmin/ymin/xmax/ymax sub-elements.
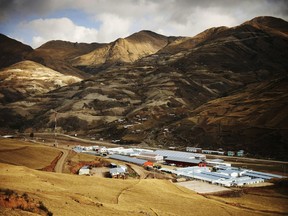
<box><xmin>1</xmin><ymin>0</ymin><xmax>287</xmax><ymax>47</ymax></box>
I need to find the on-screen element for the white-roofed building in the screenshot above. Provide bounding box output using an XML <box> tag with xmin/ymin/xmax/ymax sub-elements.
<box><xmin>109</xmin><ymin>167</ymin><xmax>127</xmax><ymax>178</ymax></box>
<box><xmin>154</xmin><ymin>149</ymin><xmax>206</xmax><ymax>160</ymax></box>
<box><xmin>136</xmin><ymin>152</ymin><xmax>163</xmax><ymax>162</ymax></box>
<box><xmin>78</xmin><ymin>166</ymin><xmax>90</xmax><ymax>175</ymax></box>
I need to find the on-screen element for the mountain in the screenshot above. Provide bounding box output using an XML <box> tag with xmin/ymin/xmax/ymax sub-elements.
<box><xmin>71</xmin><ymin>30</ymin><xmax>177</xmax><ymax>73</ymax></box>
<box><xmin>0</xmin><ymin>16</ymin><xmax>287</xmax><ymax>160</ymax></box>
<box><xmin>0</xmin><ymin>34</ymin><xmax>33</xmax><ymax>69</ymax></box>
<box><xmin>26</xmin><ymin>40</ymin><xmax>102</xmax><ymax>78</ymax></box>
<box><xmin>0</xmin><ymin>60</ymin><xmax>81</xmax><ymax>104</ymax></box>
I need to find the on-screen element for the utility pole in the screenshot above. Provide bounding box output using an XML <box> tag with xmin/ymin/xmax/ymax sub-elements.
<box><xmin>51</xmin><ymin>109</ymin><xmax>58</xmax><ymax>147</ymax></box>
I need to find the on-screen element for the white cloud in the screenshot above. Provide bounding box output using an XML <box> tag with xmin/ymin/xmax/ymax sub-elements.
<box><xmin>20</xmin><ymin>17</ymin><xmax>99</xmax><ymax>48</ymax></box>
<box><xmin>167</xmin><ymin>7</ymin><xmax>238</xmax><ymax>37</ymax></box>
<box><xmin>96</xmin><ymin>13</ymin><xmax>132</xmax><ymax>42</ymax></box>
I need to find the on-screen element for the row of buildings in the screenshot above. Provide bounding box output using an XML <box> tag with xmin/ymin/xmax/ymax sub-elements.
<box><xmin>74</xmin><ymin>145</ymin><xmax>284</xmax><ymax>187</ymax></box>
<box><xmin>171</xmin><ymin>165</ymin><xmax>283</xmax><ymax>187</ymax></box>
<box><xmin>78</xmin><ymin>163</ymin><xmax>128</xmax><ymax>178</ymax></box>
<box><xmin>89</xmin><ymin>152</ymin><xmax>283</xmax><ymax>187</ymax></box>
<box><xmin>73</xmin><ymin>145</ymin><xmax>209</xmax><ymax>166</ymax></box>
<box><xmin>186</xmin><ymin>147</ymin><xmax>245</xmax><ymax>157</ymax></box>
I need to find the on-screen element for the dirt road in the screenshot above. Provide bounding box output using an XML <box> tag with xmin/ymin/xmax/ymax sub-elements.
<box><xmin>128</xmin><ymin>164</ymin><xmax>150</xmax><ymax>179</ymax></box>
<box><xmin>54</xmin><ymin>149</ymin><xmax>69</xmax><ymax>173</ymax></box>
<box><xmin>33</xmin><ymin>133</ymin><xmax>119</xmax><ymax>147</ymax></box>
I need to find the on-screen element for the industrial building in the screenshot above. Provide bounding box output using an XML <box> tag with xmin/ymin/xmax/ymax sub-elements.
<box><xmin>206</xmin><ymin>159</ymin><xmax>231</xmax><ymax>167</ymax></box>
<box><xmin>109</xmin><ymin>165</ymin><xmax>127</xmax><ymax>178</ymax></box>
<box><xmin>107</xmin><ymin>147</ymin><xmax>153</xmax><ymax>156</ymax></box>
<box><xmin>109</xmin><ymin>154</ymin><xmax>148</xmax><ymax>166</ymax></box>
<box><xmin>154</xmin><ymin>150</ymin><xmax>206</xmax><ymax>160</ymax></box>
<box><xmin>161</xmin><ymin>165</ymin><xmax>283</xmax><ymax>187</ymax></box>
<box><xmin>186</xmin><ymin>147</ymin><xmax>202</xmax><ymax>153</ymax></box>
<box><xmin>202</xmin><ymin>150</ymin><xmax>225</xmax><ymax>155</ymax></box>
<box><xmin>136</xmin><ymin>152</ymin><xmax>163</xmax><ymax>162</ymax></box>
<box><xmin>164</xmin><ymin>156</ymin><xmax>205</xmax><ymax>167</ymax></box>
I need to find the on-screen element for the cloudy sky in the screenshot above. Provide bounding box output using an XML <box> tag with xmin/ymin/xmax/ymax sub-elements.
<box><xmin>0</xmin><ymin>0</ymin><xmax>287</xmax><ymax>48</ymax></box>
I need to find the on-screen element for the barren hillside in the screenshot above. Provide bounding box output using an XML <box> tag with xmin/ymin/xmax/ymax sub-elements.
<box><xmin>71</xmin><ymin>30</ymin><xmax>175</xmax><ymax>72</ymax></box>
<box><xmin>0</xmin><ymin>34</ymin><xmax>33</xmax><ymax>69</ymax></box>
<box><xmin>0</xmin><ymin>60</ymin><xmax>81</xmax><ymax>104</ymax></box>
<box><xmin>2</xmin><ymin>162</ymin><xmax>286</xmax><ymax>216</ymax></box>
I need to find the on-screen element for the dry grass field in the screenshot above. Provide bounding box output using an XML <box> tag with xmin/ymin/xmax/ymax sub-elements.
<box><xmin>204</xmin><ymin>186</ymin><xmax>288</xmax><ymax>215</ymax></box>
<box><xmin>0</xmin><ymin>138</ymin><xmax>61</xmax><ymax>169</ymax></box>
<box><xmin>1</xmin><ymin>162</ymin><xmax>278</xmax><ymax>216</ymax></box>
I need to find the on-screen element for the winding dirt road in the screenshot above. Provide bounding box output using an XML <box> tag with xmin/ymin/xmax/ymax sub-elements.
<box><xmin>54</xmin><ymin>149</ymin><xmax>69</xmax><ymax>173</ymax></box>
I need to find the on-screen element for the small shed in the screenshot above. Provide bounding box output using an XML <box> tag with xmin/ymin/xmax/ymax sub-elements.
<box><xmin>237</xmin><ymin>150</ymin><xmax>244</xmax><ymax>157</ymax></box>
<box><xmin>227</xmin><ymin>151</ymin><xmax>235</xmax><ymax>156</ymax></box>
<box><xmin>78</xmin><ymin>166</ymin><xmax>90</xmax><ymax>175</ymax></box>
<box><xmin>110</xmin><ymin>167</ymin><xmax>126</xmax><ymax>178</ymax></box>
<box><xmin>143</xmin><ymin>161</ymin><xmax>153</xmax><ymax>168</ymax></box>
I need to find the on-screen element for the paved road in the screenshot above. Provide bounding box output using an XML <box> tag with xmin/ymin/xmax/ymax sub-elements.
<box><xmin>33</xmin><ymin>132</ymin><xmax>120</xmax><ymax>147</ymax></box>
<box><xmin>54</xmin><ymin>149</ymin><xmax>69</xmax><ymax>173</ymax></box>
<box><xmin>206</xmin><ymin>154</ymin><xmax>288</xmax><ymax>164</ymax></box>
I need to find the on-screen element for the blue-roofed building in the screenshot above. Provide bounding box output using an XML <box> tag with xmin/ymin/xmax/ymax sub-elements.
<box><xmin>155</xmin><ymin>149</ymin><xmax>206</xmax><ymax>160</ymax></box>
<box><xmin>109</xmin><ymin>154</ymin><xmax>147</xmax><ymax>165</ymax></box>
<box><xmin>243</xmin><ymin>170</ymin><xmax>283</xmax><ymax>180</ymax></box>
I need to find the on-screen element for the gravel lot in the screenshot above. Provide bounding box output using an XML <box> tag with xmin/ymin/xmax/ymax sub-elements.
<box><xmin>176</xmin><ymin>180</ymin><xmax>231</xmax><ymax>194</ymax></box>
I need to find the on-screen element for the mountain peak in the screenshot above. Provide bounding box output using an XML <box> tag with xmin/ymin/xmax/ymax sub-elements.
<box><xmin>0</xmin><ymin>34</ymin><xmax>33</xmax><ymax>69</ymax></box>
<box><xmin>125</xmin><ymin>30</ymin><xmax>168</xmax><ymax>43</ymax></box>
<box><xmin>244</xmin><ymin>16</ymin><xmax>288</xmax><ymax>35</ymax></box>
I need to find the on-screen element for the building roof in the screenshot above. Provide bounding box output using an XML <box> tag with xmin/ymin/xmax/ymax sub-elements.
<box><xmin>109</xmin><ymin>154</ymin><xmax>147</xmax><ymax>165</ymax></box>
<box><xmin>235</xmin><ymin>178</ymin><xmax>264</xmax><ymax>185</ymax></box>
<box><xmin>201</xmin><ymin>171</ymin><xmax>231</xmax><ymax>179</ymax></box>
<box><xmin>218</xmin><ymin>169</ymin><xmax>241</xmax><ymax>175</ymax></box>
<box><xmin>154</xmin><ymin>150</ymin><xmax>205</xmax><ymax>159</ymax></box>
<box><xmin>80</xmin><ymin>165</ymin><xmax>90</xmax><ymax>170</ymax></box>
<box><xmin>246</xmin><ymin>170</ymin><xmax>283</xmax><ymax>179</ymax></box>
<box><xmin>244</xmin><ymin>171</ymin><xmax>281</xmax><ymax>180</ymax></box>
<box><xmin>165</xmin><ymin>156</ymin><xmax>202</xmax><ymax>164</ymax></box>
<box><xmin>138</xmin><ymin>152</ymin><xmax>159</xmax><ymax>157</ymax></box>
<box><xmin>209</xmin><ymin>159</ymin><xmax>224</xmax><ymax>163</ymax></box>
<box><xmin>110</xmin><ymin>167</ymin><xmax>126</xmax><ymax>175</ymax></box>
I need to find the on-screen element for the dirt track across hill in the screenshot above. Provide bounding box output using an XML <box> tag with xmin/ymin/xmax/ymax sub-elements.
<box><xmin>54</xmin><ymin>149</ymin><xmax>69</xmax><ymax>173</ymax></box>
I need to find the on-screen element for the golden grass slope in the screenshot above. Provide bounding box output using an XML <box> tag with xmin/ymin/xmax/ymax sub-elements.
<box><xmin>0</xmin><ymin>138</ymin><xmax>61</xmax><ymax>169</ymax></box>
<box><xmin>0</xmin><ymin>162</ymin><xmax>268</xmax><ymax>216</ymax></box>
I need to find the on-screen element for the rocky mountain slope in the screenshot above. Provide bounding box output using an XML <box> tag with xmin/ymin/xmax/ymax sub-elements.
<box><xmin>71</xmin><ymin>30</ymin><xmax>177</xmax><ymax>73</ymax></box>
<box><xmin>0</xmin><ymin>34</ymin><xmax>33</xmax><ymax>69</ymax></box>
<box><xmin>26</xmin><ymin>40</ymin><xmax>103</xmax><ymax>78</ymax></box>
<box><xmin>0</xmin><ymin>60</ymin><xmax>81</xmax><ymax>104</ymax></box>
<box><xmin>0</xmin><ymin>16</ymin><xmax>287</xmax><ymax>160</ymax></box>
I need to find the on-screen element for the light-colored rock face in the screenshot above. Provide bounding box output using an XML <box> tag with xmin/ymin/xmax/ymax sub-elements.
<box><xmin>0</xmin><ymin>60</ymin><xmax>82</xmax><ymax>103</ymax></box>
